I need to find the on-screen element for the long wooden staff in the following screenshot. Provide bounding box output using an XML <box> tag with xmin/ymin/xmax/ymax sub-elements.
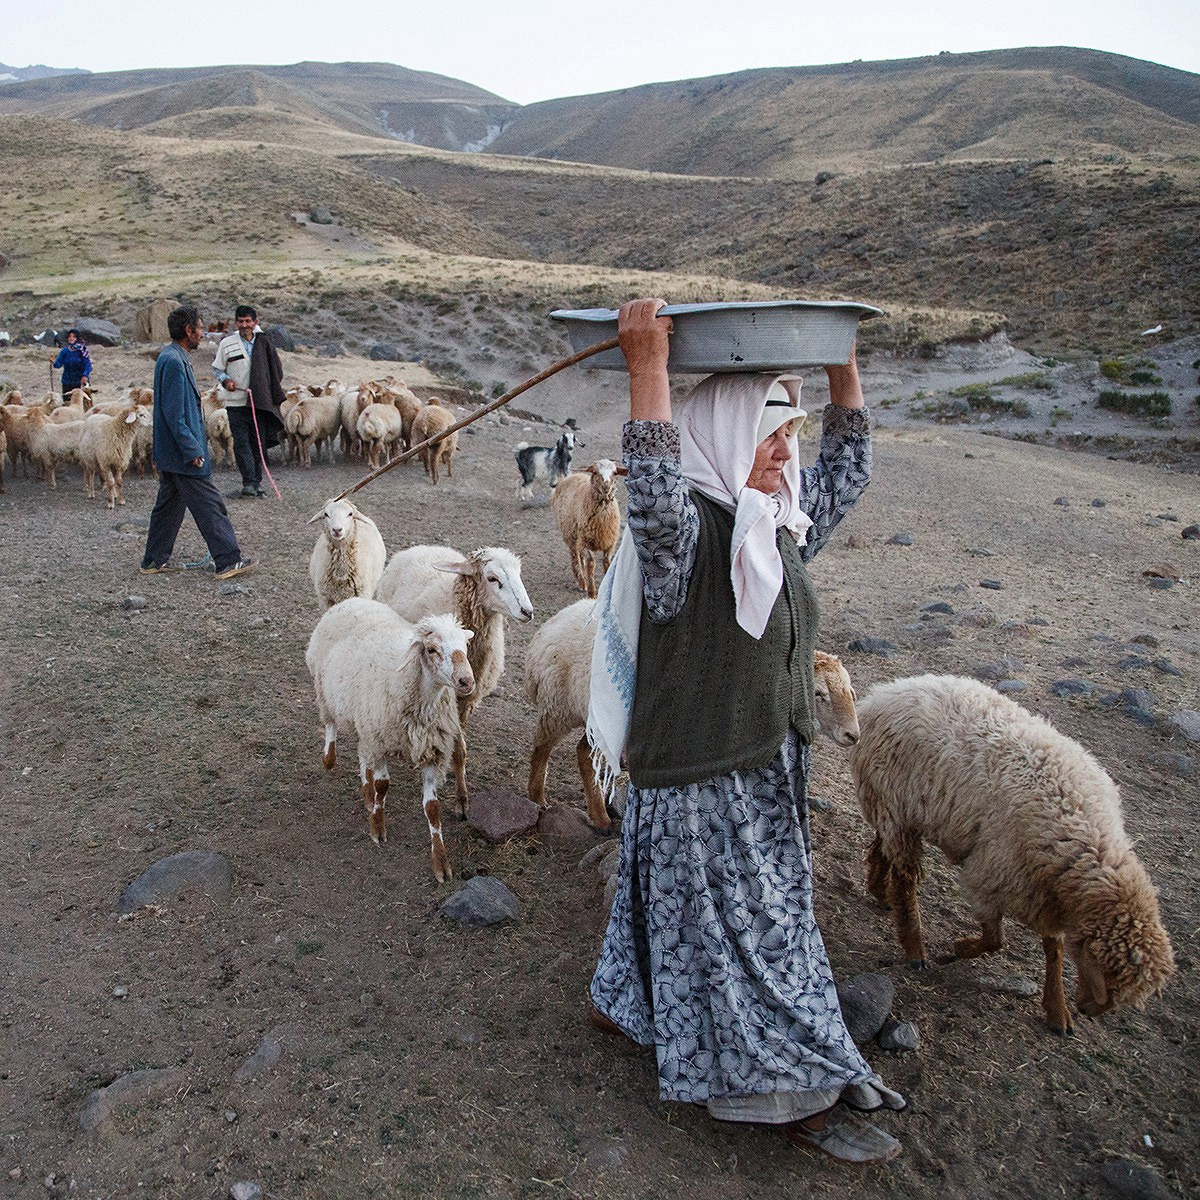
<box><xmin>335</xmin><ymin>336</ymin><xmax>619</xmax><ymax>502</ymax></box>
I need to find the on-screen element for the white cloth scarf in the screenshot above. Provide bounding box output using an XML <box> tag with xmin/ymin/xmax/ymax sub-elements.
<box><xmin>587</xmin><ymin>372</ymin><xmax>813</xmax><ymax>789</ymax></box>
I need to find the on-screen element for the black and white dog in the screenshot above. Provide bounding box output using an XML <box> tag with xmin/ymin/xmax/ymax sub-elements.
<box><xmin>514</xmin><ymin>426</ymin><xmax>575</xmax><ymax>501</ymax></box>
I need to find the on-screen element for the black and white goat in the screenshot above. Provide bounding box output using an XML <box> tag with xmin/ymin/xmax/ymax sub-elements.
<box><xmin>514</xmin><ymin>426</ymin><xmax>575</xmax><ymax>502</ymax></box>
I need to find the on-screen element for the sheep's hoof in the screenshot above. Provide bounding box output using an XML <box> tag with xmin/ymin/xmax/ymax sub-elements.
<box><xmin>907</xmin><ymin>958</ymin><xmax>930</xmax><ymax>972</ymax></box>
<box><xmin>1048</xmin><ymin>1023</ymin><xmax>1073</xmax><ymax>1037</ymax></box>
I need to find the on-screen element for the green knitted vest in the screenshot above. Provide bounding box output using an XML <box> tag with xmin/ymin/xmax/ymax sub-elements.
<box><xmin>626</xmin><ymin>489</ymin><xmax>819</xmax><ymax>788</ymax></box>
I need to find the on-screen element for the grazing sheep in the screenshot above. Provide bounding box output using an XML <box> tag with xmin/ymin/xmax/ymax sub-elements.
<box><xmin>410</xmin><ymin>400</ymin><xmax>458</xmax><ymax>483</ymax></box>
<box><xmin>305</xmin><ymin>600</ymin><xmax>474</xmax><ymax>881</ymax></box>
<box><xmin>1</xmin><ymin>404</ymin><xmax>37</xmax><ymax>479</ymax></box>
<box><xmin>356</xmin><ymin>402</ymin><xmax>404</xmax><ymax>469</ymax></box>
<box><xmin>849</xmin><ymin>674</ymin><xmax>1175</xmax><ymax>1034</ymax></box>
<box><xmin>285</xmin><ymin>394</ymin><xmax>342</xmax><ymax>466</ymax></box>
<box><xmin>78</xmin><ymin>404</ymin><xmax>153</xmax><ymax>507</ymax></box>
<box><xmin>377</xmin><ymin>544</ymin><xmax>534</xmax><ymax>815</ymax></box>
<box><xmin>382</xmin><ymin>378</ymin><xmax>423</xmax><ymax>449</ymax></box>
<box><xmin>550</xmin><ymin>459</ymin><xmax>621</xmax><ymax>598</ymax></box>
<box><xmin>514</xmin><ymin>426</ymin><xmax>574</xmax><ymax>501</ymax></box>
<box><xmin>308</xmin><ymin>497</ymin><xmax>388</xmax><ymax>608</ymax></box>
<box><xmin>525</xmin><ymin>603</ymin><xmax>861</xmax><ymax>833</ymax></box>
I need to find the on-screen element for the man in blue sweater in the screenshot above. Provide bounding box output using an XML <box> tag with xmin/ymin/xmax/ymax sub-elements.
<box><xmin>140</xmin><ymin>306</ymin><xmax>255</xmax><ymax>580</ymax></box>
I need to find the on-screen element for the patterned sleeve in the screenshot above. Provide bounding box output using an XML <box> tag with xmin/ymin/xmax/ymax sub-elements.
<box><xmin>796</xmin><ymin>404</ymin><xmax>872</xmax><ymax>563</ymax></box>
<box><xmin>622</xmin><ymin>420</ymin><xmax>699</xmax><ymax>623</ymax></box>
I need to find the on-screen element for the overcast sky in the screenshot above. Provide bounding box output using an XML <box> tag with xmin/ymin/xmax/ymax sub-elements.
<box><xmin>4</xmin><ymin>0</ymin><xmax>1196</xmax><ymax>105</ymax></box>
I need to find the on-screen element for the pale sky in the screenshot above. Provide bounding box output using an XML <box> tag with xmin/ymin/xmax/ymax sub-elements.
<box><xmin>2</xmin><ymin>0</ymin><xmax>1196</xmax><ymax>105</ymax></box>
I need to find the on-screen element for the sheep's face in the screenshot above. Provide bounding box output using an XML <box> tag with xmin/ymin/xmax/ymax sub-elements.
<box><xmin>1069</xmin><ymin>905</ymin><xmax>1175</xmax><ymax>1017</ymax></box>
<box><xmin>417</xmin><ymin>621</ymin><xmax>475</xmax><ymax>697</ymax></box>
<box><xmin>812</xmin><ymin>653</ymin><xmax>860</xmax><ymax>746</ymax></box>
<box><xmin>590</xmin><ymin>459</ymin><xmax>618</xmax><ymax>502</ymax></box>
<box><xmin>311</xmin><ymin>498</ymin><xmax>357</xmax><ymax>541</ymax></box>
<box><xmin>1071</xmin><ymin>940</ymin><xmax>1115</xmax><ymax>1017</ymax></box>
<box><xmin>478</xmin><ymin>549</ymin><xmax>534</xmax><ymax>623</ymax></box>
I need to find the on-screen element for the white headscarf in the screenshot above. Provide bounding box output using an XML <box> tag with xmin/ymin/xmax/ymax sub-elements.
<box><xmin>587</xmin><ymin>372</ymin><xmax>812</xmax><ymax>790</ymax></box>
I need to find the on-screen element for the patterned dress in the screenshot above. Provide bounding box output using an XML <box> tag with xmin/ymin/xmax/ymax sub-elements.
<box><xmin>590</xmin><ymin>404</ymin><xmax>875</xmax><ymax>1122</ymax></box>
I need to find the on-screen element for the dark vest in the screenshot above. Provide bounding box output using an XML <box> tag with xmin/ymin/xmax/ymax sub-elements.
<box><xmin>626</xmin><ymin>490</ymin><xmax>818</xmax><ymax>788</ymax></box>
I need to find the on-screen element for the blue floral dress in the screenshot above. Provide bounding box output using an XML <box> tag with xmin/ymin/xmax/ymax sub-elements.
<box><xmin>590</xmin><ymin>404</ymin><xmax>876</xmax><ymax>1122</ymax></box>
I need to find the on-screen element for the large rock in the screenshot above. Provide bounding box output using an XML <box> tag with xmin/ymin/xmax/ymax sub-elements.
<box><xmin>467</xmin><ymin>789</ymin><xmax>540</xmax><ymax>843</ymax></box>
<box><xmin>836</xmin><ymin>972</ymin><xmax>895</xmax><ymax>1044</ymax></box>
<box><xmin>134</xmin><ymin>298</ymin><xmax>178</xmax><ymax>344</ymax></box>
<box><xmin>441</xmin><ymin>876</ymin><xmax>520</xmax><ymax>927</ymax></box>
<box><xmin>73</xmin><ymin>317</ymin><xmax>122</xmax><ymax>346</ymax></box>
<box><xmin>117</xmin><ymin>849</ymin><xmax>232</xmax><ymax>913</ymax></box>
<box><xmin>265</xmin><ymin>324</ymin><xmax>295</xmax><ymax>353</ymax></box>
<box><xmin>80</xmin><ymin>1067</ymin><xmax>182</xmax><ymax>1132</ymax></box>
<box><xmin>368</xmin><ymin>342</ymin><xmax>404</xmax><ymax>362</ymax></box>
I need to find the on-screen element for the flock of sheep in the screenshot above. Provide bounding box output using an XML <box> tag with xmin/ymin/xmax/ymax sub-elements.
<box><xmin>2</xmin><ymin>370</ymin><xmax>1175</xmax><ymax>1037</ymax></box>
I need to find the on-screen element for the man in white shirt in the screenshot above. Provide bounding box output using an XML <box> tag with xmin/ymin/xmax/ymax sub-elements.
<box><xmin>213</xmin><ymin>304</ymin><xmax>269</xmax><ymax>497</ymax></box>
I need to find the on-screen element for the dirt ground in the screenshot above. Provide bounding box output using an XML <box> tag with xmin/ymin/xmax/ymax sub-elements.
<box><xmin>1</xmin><ymin>334</ymin><xmax>1198</xmax><ymax>1200</ymax></box>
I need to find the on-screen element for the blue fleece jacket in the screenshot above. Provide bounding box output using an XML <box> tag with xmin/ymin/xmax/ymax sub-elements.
<box><xmin>152</xmin><ymin>342</ymin><xmax>210</xmax><ymax>476</ymax></box>
<box><xmin>53</xmin><ymin>342</ymin><xmax>91</xmax><ymax>390</ymax></box>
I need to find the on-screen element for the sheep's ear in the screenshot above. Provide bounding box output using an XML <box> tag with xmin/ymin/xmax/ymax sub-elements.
<box><xmin>307</xmin><ymin>509</ymin><xmax>327</xmax><ymax>524</ymax></box>
<box><xmin>124</xmin><ymin>410</ymin><xmax>138</xmax><ymax>424</ymax></box>
<box><xmin>433</xmin><ymin>560</ymin><xmax>474</xmax><ymax>576</ymax></box>
<box><xmin>462</xmin><ymin>629</ymin><xmax>474</xmax><ymax>642</ymax></box>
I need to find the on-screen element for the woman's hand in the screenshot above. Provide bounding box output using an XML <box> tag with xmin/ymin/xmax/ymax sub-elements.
<box><xmin>619</xmin><ymin>298</ymin><xmax>673</xmax><ymax>422</ymax></box>
<box><xmin>824</xmin><ymin>341</ymin><xmax>864</xmax><ymax>410</ymax></box>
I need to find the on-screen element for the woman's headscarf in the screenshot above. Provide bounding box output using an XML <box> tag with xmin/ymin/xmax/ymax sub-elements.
<box><xmin>587</xmin><ymin>372</ymin><xmax>811</xmax><ymax>790</ymax></box>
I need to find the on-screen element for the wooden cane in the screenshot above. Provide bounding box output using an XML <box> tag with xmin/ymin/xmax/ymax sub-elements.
<box><xmin>335</xmin><ymin>336</ymin><xmax>620</xmax><ymax>502</ymax></box>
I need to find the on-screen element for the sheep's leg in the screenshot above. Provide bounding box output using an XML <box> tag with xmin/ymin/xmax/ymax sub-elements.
<box><xmin>113</xmin><ymin>468</ymin><xmax>126</xmax><ymax>507</ymax></box>
<box><xmin>583</xmin><ymin>552</ymin><xmax>597</xmax><ymax>599</ymax></box>
<box><xmin>1041</xmin><ymin>935</ymin><xmax>1073</xmax><ymax>1036</ymax></box>
<box><xmin>423</xmin><ymin>766</ymin><xmax>453</xmax><ymax>883</ymax></box>
<box><xmin>322</xmin><ymin>722</ymin><xmax>337</xmax><ymax>771</ymax></box>
<box><xmin>452</xmin><ymin>728</ymin><xmax>469</xmax><ymax>819</ymax></box>
<box><xmin>105</xmin><ymin>467</ymin><xmax>119</xmax><ymax>509</ymax></box>
<box><xmin>884</xmin><ymin>836</ymin><xmax>928</xmax><ymax>968</ymax></box>
<box><xmin>527</xmin><ymin>731</ymin><xmax>557</xmax><ymax>808</ymax></box>
<box><xmin>865</xmin><ymin>833</ymin><xmax>892</xmax><ymax>906</ymax></box>
<box><xmin>954</xmin><ymin>915</ymin><xmax>1004</xmax><ymax>959</ymax></box>
<box><xmin>576</xmin><ymin>734</ymin><xmax>612</xmax><ymax>832</ymax></box>
<box><xmin>359</xmin><ymin>763</ymin><xmax>388</xmax><ymax>845</ymax></box>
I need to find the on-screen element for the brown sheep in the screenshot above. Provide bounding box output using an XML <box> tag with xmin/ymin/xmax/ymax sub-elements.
<box><xmin>410</xmin><ymin>400</ymin><xmax>458</xmax><ymax>484</ymax></box>
<box><xmin>550</xmin><ymin>459</ymin><xmax>621</xmax><ymax>598</ymax></box>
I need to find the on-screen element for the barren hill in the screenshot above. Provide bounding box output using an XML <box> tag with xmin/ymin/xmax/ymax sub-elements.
<box><xmin>487</xmin><ymin>48</ymin><xmax>1200</xmax><ymax>175</ymax></box>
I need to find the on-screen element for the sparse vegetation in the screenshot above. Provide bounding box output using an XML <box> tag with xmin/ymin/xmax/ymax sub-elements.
<box><xmin>947</xmin><ymin>384</ymin><xmax>1033</xmax><ymax>418</ymax></box>
<box><xmin>1100</xmin><ymin>356</ymin><xmax>1163</xmax><ymax>386</ymax></box>
<box><xmin>997</xmin><ymin>372</ymin><xmax>1057</xmax><ymax>392</ymax></box>
<box><xmin>1097</xmin><ymin>389</ymin><xmax>1172</xmax><ymax>418</ymax></box>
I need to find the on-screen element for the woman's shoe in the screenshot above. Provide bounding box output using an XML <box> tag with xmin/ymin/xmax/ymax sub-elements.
<box><xmin>783</xmin><ymin>1106</ymin><xmax>901</xmax><ymax>1164</ymax></box>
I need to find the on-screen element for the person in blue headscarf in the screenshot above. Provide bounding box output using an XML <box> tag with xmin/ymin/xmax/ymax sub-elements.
<box><xmin>51</xmin><ymin>330</ymin><xmax>92</xmax><ymax>397</ymax></box>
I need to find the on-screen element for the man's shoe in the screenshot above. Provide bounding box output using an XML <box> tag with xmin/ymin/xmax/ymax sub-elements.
<box><xmin>213</xmin><ymin>558</ymin><xmax>256</xmax><ymax>581</ymax></box>
<box><xmin>253</xmin><ymin>485</ymin><xmax>266</xmax><ymax>497</ymax></box>
<box><xmin>139</xmin><ymin>560</ymin><xmax>180</xmax><ymax>574</ymax></box>
<box><xmin>239</xmin><ymin>485</ymin><xmax>258</xmax><ymax>497</ymax></box>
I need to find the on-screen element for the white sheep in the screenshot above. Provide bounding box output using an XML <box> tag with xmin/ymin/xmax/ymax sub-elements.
<box><xmin>410</xmin><ymin>400</ymin><xmax>458</xmax><ymax>484</ymax></box>
<box><xmin>285</xmin><ymin>394</ymin><xmax>342</xmax><ymax>466</ymax></box>
<box><xmin>306</xmin><ymin>599</ymin><xmax>475</xmax><ymax>881</ymax></box>
<box><xmin>376</xmin><ymin>544</ymin><xmax>534</xmax><ymax>815</ymax></box>
<box><xmin>339</xmin><ymin>383</ymin><xmax>373</xmax><ymax>458</ymax></box>
<box><xmin>849</xmin><ymin>673</ymin><xmax>1175</xmax><ymax>1034</ymax></box>
<box><xmin>524</xmin><ymin>602</ymin><xmax>861</xmax><ymax>832</ymax></box>
<box><xmin>308</xmin><ymin>497</ymin><xmax>387</xmax><ymax>608</ymax></box>
<box><xmin>380</xmin><ymin>377</ymin><xmax>422</xmax><ymax>449</ymax></box>
<box><xmin>201</xmin><ymin>389</ymin><xmax>235</xmax><ymax>468</ymax></box>
<box><xmin>78</xmin><ymin>404</ymin><xmax>153</xmax><ymax>508</ymax></box>
<box><xmin>26</xmin><ymin>407</ymin><xmax>85</xmax><ymax>488</ymax></box>
<box><xmin>356</xmin><ymin>402</ymin><xmax>404</xmax><ymax>469</ymax></box>
<box><xmin>550</xmin><ymin>459</ymin><xmax>621</xmax><ymax>598</ymax></box>
<box><xmin>1</xmin><ymin>404</ymin><xmax>37</xmax><ymax>479</ymax></box>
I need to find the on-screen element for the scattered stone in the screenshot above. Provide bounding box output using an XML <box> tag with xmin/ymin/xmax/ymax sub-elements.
<box><xmin>1180</xmin><ymin>524</ymin><xmax>1199</xmax><ymax>540</ymax></box>
<box><xmin>1153</xmin><ymin>659</ymin><xmax>1183</xmax><ymax>677</ymax></box>
<box><xmin>467</xmin><ymin>788</ymin><xmax>540</xmax><ymax>842</ymax></box>
<box><xmin>1097</xmin><ymin>1159</ymin><xmax>1172</xmax><ymax>1200</ymax></box>
<box><xmin>953</xmin><ymin>611</ymin><xmax>996</xmax><ymax>628</ymax></box>
<box><xmin>448</xmin><ymin>1015</ymin><xmax>488</xmax><ymax>1046</ymax></box>
<box><xmin>309</xmin><ymin>204</ymin><xmax>334</xmax><ymax>224</ymax></box>
<box><xmin>1090</xmin><ymin>498</ymin><xmax>1106</xmax><ymax>508</ymax></box>
<box><xmin>972</xmin><ymin>657</ymin><xmax>1024</xmax><ymax>681</ymax></box>
<box><xmin>1156</xmin><ymin>513</ymin><xmax>1178</xmax><ymax>522</ymax></box>
<box><xmin>921</xmin><ymin>601</ymin><xmax>954</xmax><ymax>615</ymax></box>
<box><xmin>265</xmin><ymin>324</ymin><xmax>295</xmax><ymax>352</ymax></box>
<box><xmin>538</xmin><ymin>803</ymin><xmax>600</xmax><ymax>846</ymax></box>
<box><xmin>979</xmin><ymin>579</ymin><xmax>1004</xmax><ymax>590</ymax></box>
<box><xmin>807</xmin><ymin>792</ymin><xmax>835</xmax><ymax>811</ymax></box>
<box><xmin>73</xmin><ymin>317</ymin><xmax>122</xmax><ymax>346</ymax></box>
<box><xmin>1142</xmin><ymin>563</ymin><xmax>1181</xmax><ymax>581</ymax></box>
<box><xmin>112</xmin><ymin>517</ymin><xmax>149</xmax><ymax>531</ymax></box>
<box><xmin>877</xmin><ymin>1019</ymin><xmax>921</xmax><ymax>1052</ymax></box>
<box><xmin>1150</xmin><ymin>751</ymin><xmax>1193</xmax><ymax>777</ymax></box>
<box><xmin>845</xmin><ymin>534</ymin><xmax>867</xmax><ymax>549</ymax></box>
<box><xmin>1147</xmin><ymin>578</ymin><xmax>1174</xmax><ymax>591</ymax></box>
<box><xmin>886</xmin><ymin>532</ymin><xmax>913</xmax><ymax>546</ymax></box>
<box><xmin>996</xmin><ymin>679</ymin><xmax>1028</xmax><ymax>694</ymax></box>
<box><xmin>1050</xmin><ymin>679</ymin><xmax>1095</xmax><ymax>697</ymax></box>
<box><xmin>233</xmin><ymin>1034</ymin><xmax>282</xmax><ymax>1083</ymax></box>
<box><xmin>1060</xmin><ymin>656</ymin><xmax>1088</xmax><ymax>668</ymax></box>
<box><xmin>80</xmin><ymin>1067</ymin><xmax>181</xmax><ymax>1132</ymax></box>
<box><xmin>123</xmin><ymin>595</ymin><xmax>148</xmax><ymax>611</ymax></box>
<box><xmin>219</xmin><ymin>582</ymin><xmax>251</xmax><ymax>596</ymax></box>
<box><xmin>117</xmin><ymin>849</ymin><xmax>232</xmax><ymax>913</ymax></box>
<box><xmin>977</xmin><ymin>973</ymin><xmax>1040</xmax><ymax>998</ymax></box>
<box><xmin>1130</xmin><ymin>633</ymin><xmax>1160</xmax><ymax>647</ymax></box>
<box><xmin>230</xmin><ymin>1183</ymin><xmax>264</xmax><ymax>1200</ymax></box>
<box><xmin>224</xmin><ymin>1109</ymin><xmax>238</xmax><ymax>1123</ymax></box>
<box><xmin>1098</xmin><ymin>689</ymin><xmax>1157</xmax><ymax>726</ymax></box>
<box><xmin>967</xmin><ymin>547</ymin><xmax>996</xmax><ymax>557</ymax></box>
<box><xmin>318</xmin><ymin>341</ymin><xmax>345</xmax><ymax>358</ymax></box>
<box><xmin>836</xmin><ymin>973</ymin><xmax>894</xmax><ymax>1045</ymax></box>
<box><xmin>112</xmin><ymin>985</ymin><xmax>129</xmax><ymax>999</ymax></box>
<box><xmin>847</xmin><ymin>636</ymin><xmax>897</xmax><ymax>657</ymax></box>
<box><xmin>1168</xmin><ymin>710</ymin><xmax>1200</xmax><ymax>743</ymax></box>
<box><xmin>1091</xmin><ymin>632</ymin><xmax>1116</xmax><ymax>643</ymax></box>
<box><xmin>577</xmin><ymin>843</ymin><xmax>612</xmax><ymax>872</ymax></box>
<box><xmin>368</xmin><ymin>342</ymin><xmax>404</xmax><ymax>362</ymax></box>
<box><xmin>1115</xmin><ymin>655</ymin><xmax>1152</xmax><ymax>671</ymax></box>
<box><xmin>441</xmin><ymin>876</ymin><xmax>521</xmax><ymax>927</ymax></box>
<box><xmin>1053</xmin><ymin>497</ymin><xmax>1070</xmax><ymax>506</ymax></box>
